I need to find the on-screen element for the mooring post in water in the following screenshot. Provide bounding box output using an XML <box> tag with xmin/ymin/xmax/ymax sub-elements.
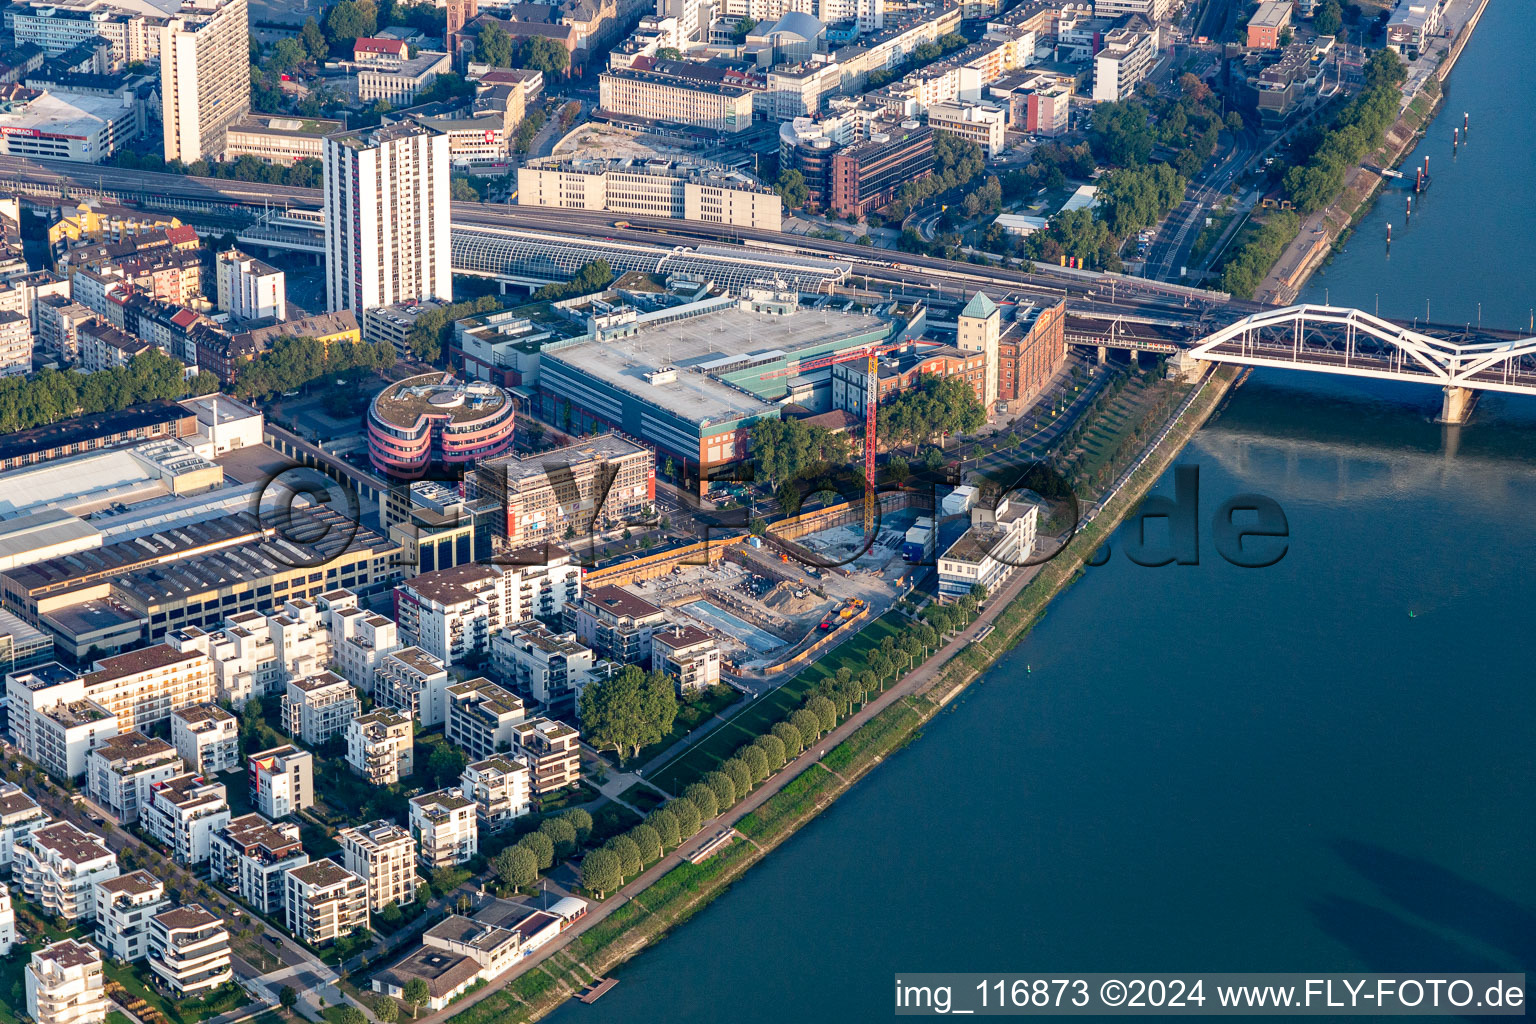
<box><xmin>1386</xmin><ymin>222</ymin><xmax>1392</xmax><ymax>245</ymax></box>
<box><xmin>1406</xmin><ymin>196</ymin><xmax>1411</xmax><ymax>220</ymax></box>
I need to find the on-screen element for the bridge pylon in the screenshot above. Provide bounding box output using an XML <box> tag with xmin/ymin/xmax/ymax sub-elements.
<box><xmin>1437</xmin><ymin>386</ymin><xmax>1476</xmax><ymax>424</ymax></box>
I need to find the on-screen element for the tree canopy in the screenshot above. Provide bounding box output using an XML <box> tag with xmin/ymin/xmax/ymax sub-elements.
<box><xmin>750</xmin><ymin>417</ymin><xmax>854</xmax><ymax>487</ymax></box>
<box><xmin>0</xmin><ymin>350</ymin><xmax>219</xmax><ymax>434</ymax></box>
<box><xmin>582</xmin><ymin>847</ymin><xmax>623</xmax><ymax>897</ymax></box>
<box><xmin>532</xmin><ymin>259</ymin><xmax>614</xmax><ymax>303</ymax></box>
<box><xmin>1096</xmin><ymin>163</ymin><xmax>1188</xmax><ymax>236</ymax></box>
<box><xmin>578</xmin><ymin>665</ymin><xmax>679</xmax><ymax>759</ymax></box>
<box><xmin>1283</xmin><ymin>50</ymin><xmax>1404</xmax><ymax>213</ymax></box>
<box><xmin>875</xmin><ymin>373</ymin><xmax>986</xmax><ymax>452</ymax></box>
<box><xmin>232</xmin><ymin>335</ymin><xmax>395</xmax><ymax>401</ymax></box>
<box><xmin>402</xmin><ymin>293</ymin><xmax>502</xmax><ymax>362</ymax></box>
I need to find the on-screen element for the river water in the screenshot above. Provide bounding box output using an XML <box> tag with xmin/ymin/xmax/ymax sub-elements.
<box><xmin>548</xmin><ymin>6</ymin><xmax>1535</xmax><ymax>1020</ymax></box>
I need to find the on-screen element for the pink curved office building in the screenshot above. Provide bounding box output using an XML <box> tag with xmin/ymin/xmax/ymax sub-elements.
<box><xmin>367</xmin><ymin>373</ymin><xmax>516</xmax><ymax>479</ymax></box>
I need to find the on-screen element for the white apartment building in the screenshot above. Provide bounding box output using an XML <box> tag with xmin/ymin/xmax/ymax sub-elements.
<box><xmin>927</xmin><ymin>100</ymin><xmax>1008</xmax><ymax>157</ymax></box>
<box><xmin>339</xmin><ymin>820</ymin><xmax>418</xmax><ymax>911</ymax></box>
<box><xmin>409</xmin><ymin>789</ymin><xmax>477</xmax><ymax>869</ymax></box>
<box><xmin>214</xmin><ymin>250</ymin><xmax>286</xmax><ymax>322</ymax></box>
<box><xmin>143</xmin><ymin>772</ymin><xmax>230</xmax><ymax>865</ymax></box>
<box><xmin>209</xmin><ymin>813</ymin><xmax>308</xmax><ymax>915</ymax></box>
<box><xmin>0</xmin><ymin>310</ymin><xmax>29</xmax><ymax>378</ymax></box>
<box><xmin>93</xmin><ymin>871</ymin><xmax>168</xmax><ymax>962</ymax></box>
<box><xmin>160</xmin><ymin>0</ymin><xmax>251</xmax><ymax>161</ymax></box>
<box><xmin>0</xmin><ymin>781</ymin><xmax>51</xmax><ymax>871</ymax></box>
<box><xmin>281</xmin><ymin>671</ymin><xmax>361</xmax><ymax>747</ymax></box>
<box><xmin>7</xmin><ymin>644</ymin><xmax>213</xmax><ymax>776</ymax></box>
<box><xmin>248</xmin><ymin>745</ymin><xmax>313</xmax><ymax>818</ymax></box>
<box><xmin>516</xmin><ymin>157</ymin><xmax>783</xmax><ymax>230</ymax></box>
<box><xmin>148</xmin><ymin>905</ymin><xmax>232</xmax><ymax>996</ymax></box>
<box><xmin>1094</xmin><ymin>0</ymin><xmax>1169</xmax><ymax>19</ymax></box>
<box><xmin>444</xmin><ymin>678</ymin><xmax>524</xmax><ymax>762</ymax></box>
<box><xmin>1093</xmin><ymin>22</ymin><xmax>1159</xmax><ymax>102</ymax></box>
<box><xmin>650</xmin><ymin>625</ymin><xmax>722</xmax><ymax>696</ymax></box>
<box><xmin>460</xmin><ymin>756</ymin><xmax>531</xmax><ymax>833</ymax></box>
<box><xmin>375</xmin><ymin>647</ymin><xmax>451</xmax><ymax>727</ymax></box>
<box><xmin>0</xmin><ymin>883</ymin><xmax>13</xmax><ymax>956</ymax></box>
<box><xmin>568</xmin><ymin>585</ymin><xmax>667</xmax><ymax>666</ymax></box>
<box><xmin>356</xmin><ymin>51</ymin><xmax>451</xmax><ymax>106</ymax></box>
<box><xmin>26</xmin><ymin>939</ymin><xmax>107</xmax><ymax>1024</ymax></box>
<box><xmin>396</xmin><ymin>558</ymin><xmax>584</xmax><ymax>669</ymax></box>
<box><xmin>170</xmin><ymin>704</ymin><xmax>239</xmax><ymax>776</ymax></box>
<box><xmin>14</xmin><ymin>822</ymin><xmax>119</xmax><ymax>922</ymax></box>
<box><xmin>284</xmin><ymin>860</ymin><xmax>369</xmax><ymax>947</ymax></box>
<box><xmin>85</xmin><ymin>732</ymin><xmax>184</xmax><ymax>825</ymax></box>
<box><xmin>10</xmin><ymin>2</ymin><xmax>152</xmax><ymax>65</ymax></box>
<box><xmin>346</xmin><ymin>708</ymin><xmax>415</xmax><ymax>785</ymax></box>
<box><xmin>491</xmin><ymin>620</ymin><xmax>601</xmax><ymax>709</ymax></box>
<box><xmin>206</xmin><ymin>600</ymin><xmax>331</xmax><ymax>706</ymax></box>
<box><xmin>511</xmin><ymin>718</ymin><xmax>581</xmax><ymax>801</ymax></box>
<box><xmin>323</xmin><ymin>591</ymin><xmax>400</xmax><ymax>695</ymax></box>
<box><xmin>323</xmin><ymin>120</ymin><xmax>451</xmax><ymax>316</ymax></box>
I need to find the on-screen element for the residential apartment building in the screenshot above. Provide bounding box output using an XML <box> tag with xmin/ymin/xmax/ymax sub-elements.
<box><xmin>339</xmin><ymin>820</ymin><xmax>418</xmax><ymax>911</ymax></box>
<box><xmin>927</xmin><ymin>100</ymin><xmax>1008</xmax><ymax>157</ymax></box>
<box><xmin>491</xmin><ymin>621</ymin><xmax>600</xmax><ymax>710</ymax></box>
<box><xmin>511</xmin><ymin>718</ymin><xmax>581</xmax><ymax>800</ymax></box>
<box><xmin>345</xmin><ymin>708</ymin><xmax>415</xmax><ymax>785</ymax></box>
<box><xmin>323</xmin><ymin>120</ymin><xmax>452</xmax><ymax>316</ymax></box>
<box><xmin>10</xmin><ymin>2</ymin><xmax>151</xmax><ymax>65</ymax></box>
<box><xmin>7</xmin><ymin>644</ymin><xmax>215</xmax><ymax>775</ymax></box>
<box><xmin>148</xmin><ymin>905</ymin><xmax>232</xmax><ymax>996</ymax></box>
<box><xmin>284</xmin><ymin>860</ymin><xmax>369</xmax><ymax>946</ymax></box>
<box><xmin>443</xmin><ymin>678</ymin><xmax>524</xmax><ymax>762</ymax></box>
<box><xmin>0</xmin><ymin>884</ymin><xmax>10</xmax><ymax>955</ymax></box>
<box><xmin>0</xmin><ymin>782</ymin><xmax>50</xmax><ymax>872</ymax></box>
<box><xmin>460</xmin><ymin>755</ymin><xmax>531</xmax><ymax>833</ymax></box>
<box><xmin>374</xmin><ymin>646</ymin><xmax>451</xmax><ymax>726</ymax></box>
<box><xmin>209</xmin><ymin>813</ymin><xmax>308</xmax><ymax>915</ymax></box>
<box><xmin>13</xmin><ymin>822</ymin><xmax>119</xmax><ymax>922</ymax></box>
<box><xmin>598</xmin><ymin>68</ymin><xmax>756</xmax><ymax>132</ymax></box>
<box><xmin>517</xmin><ymin>158</ymin><xmax>782</xmax><ymax>230</ymax></box>
<box><xmin>650</xmin><ymin>625</ymin><xmax>722</xmax><ymax>696</ymax></box>
<box><xmin>281</xmin><ymin>671</ymin><xmax>361</xmax><ymax>747</ymax></box>
<box><xmin>160</xmin><ymin>0</ymin><xmax>252</xmax><ymax>161</ymax></box>
<box><xmin>1093</xmin><ymin>21</ymin><xmax>1159</xmax><ymax>101</ymax></box>
<box><xmin>409</xmin><ymin>789</ymin><xmax>477</xmax><ymax>868</ymax></box>
<box><xmin>85</xmin><ymin>732</ymin><xmax>183</xmax><ymax>825</ymax></box>
<box><xmin>143</xmin><ymin>772</ymin><xmax>230</xmax><ymax>865</ymax></box>
<box><xmin>0</xmin><ymin>309</ymin><xmax>29</xmax><ymax>377</ymax></box>
<box><xmin>34</xmin><ymin>297</ymin><xmax>96</xmax><ymax>363</ymax></box>
<box><xmin>170</xmin><ymin>703</ymin><xmax>239</xmax><ymax>776</ymax></box>
<box><xmin>395</xmin><ymin>564</ymin><xmax>509</xmax><ymax>668</ymax></box>
<box><xmin>473</xmin><ymin>434</ymin><xmax>653</xmax><ymax>549</ymax></box>
<box><xmin>26</xmin><ymin>939</ymin><xmax>107</xmax><ymax>1024</ymax></box>
<box><xmin>205</xmin><ymin>600</ymin><xmax>331</xmax><ymax>706</ymax></box>
<box><xmin>93</xmin><ymin>871</ymin><xmax>167</xmax><ymax>962</ymax></box>
<box><xmin>323</xmin><ymin>592</ymin><xmax>401</xmax><ymax>695</ymax></box>
<box><xmin>214</xmin><ymin>250</ymin><xmax>285</xmax><ymax>322</ymax></box>
<box><xmin>567</xmin><ymin>586</ymin><xmax>666</xmax><ymax>666</ymax></box>
<box><xmin>2</xmin><ymin>663</ymin><xmax>118</xmax><ymax>779</ymax></box>
<box><xmin>247</xmin><ymin>745</ymin><xmax>313</xmax><ymax>818</ymax></box>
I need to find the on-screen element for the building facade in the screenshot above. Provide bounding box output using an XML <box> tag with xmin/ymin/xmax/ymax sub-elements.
<box><xmin>345</xmin><ymin>708</ymin><xmax>415</xmax><ymax>785</ymax></box>
<box><xmin>650</xmin><ymin>625</ymin><xmax>721</xmax><ymax>695</ymax></box>
<box><xmin>170</xmin><ymin>704</ymin><xmax>239</xmax><ymax>776</ymax></box>
<box><xmin>284</xmin><ymin>860</ymin><xmax>369</xmax><ymax>946</ymax></box>
<box><xmin>323</xmin><ymin>121</ymin><xmax>452</xmax><ymax>316</ymax></box>
<box><xmin>148</xmin><ymin>905</ymin><xmax>232</xmax><ymax>996</ymax></box>
<box><xmin>510</xmin><ymin>718</ymin><xmax>581</xmax><ymax>800</ymax></box>
<box><xmin>409</xmin><ymin>789</ymin><xmax>478</xmax><ymax>868</ymax></box>
<box><xmin>472</xmin><ymin>434</ymin><xmax>653</xmax><ymax>548</ymax></box>
<box><xmin>339</xmin><ymin>820</ymin><xmax>418</xmax><ymax>912</ymax></box>
<box><xmin>374</xmin><ymin>646</ymin><xmax>451</xmax><ymax>726</ymax></box>
<box><xmin>459</xmin><ymin>756</ymin><xmax>531</xmax><ymax>833</ymax></box>
<box><xmin>160</xmin><ymin>0</ymin><xmax>252</xmax><ymax>161</ymax></box>
<box><xmin>26</xmin><ymin>940</ymin><xmax>107</xmax><ymax>1024</ymax></box>
<box><xmin>247</xmin><ymin>745</ymin><xmax>313</xmax><ymax>819</ymax></box>
<box><xmin>281</xmin><ymin>671</ymin><xmax>361</xmax><ymax>747</ymax></box>
<box><xmin>143</xmin><ymin>772</ymin><xmax>230</xmax><ymax>865</ymax></box>
<box><xmin>14</xmin><ymin>822</ymin><xmax>119</xmax><ymax>922</ymax></box>
<box><xmin>93</xmin><ymin>871</ymin><xmax>167</xmax><ymax>962</ymax></box>
<box><xmin>209</xmin><ymin>813</ymin><xmax>308</xmax><ymax>915</ymax></box>
<box><xmin>443</xmin><ymin>678</ymin><xmax>525</xmax><ymax>762</ymax></box>
<box><xmin>85</xmin><ymin>732</ymin><xmax>183</xmax><ymax>825</ymax></box>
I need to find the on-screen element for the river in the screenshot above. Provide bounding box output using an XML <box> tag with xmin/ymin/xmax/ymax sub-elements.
<box><xmin>547</xmin><ymin>6</ymin><xmax>1535</xmax><ymax>1020</ymax></box>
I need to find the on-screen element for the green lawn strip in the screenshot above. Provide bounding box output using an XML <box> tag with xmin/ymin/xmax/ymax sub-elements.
<box><xmin>820</xmin><ymin>698</ymin><xmax>925</xmax><ymax>776</ymax></box>
<box><xmin>735</xmin><ymin>764</ymin><xmax>837</xmax><ymax>843</ymax></box>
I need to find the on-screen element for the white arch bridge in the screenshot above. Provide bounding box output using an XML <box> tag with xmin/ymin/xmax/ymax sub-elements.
<box><xmin>1186</xmin><ymin>304</ymin><xmax>1536</xmax><ymax>423</ymax></box>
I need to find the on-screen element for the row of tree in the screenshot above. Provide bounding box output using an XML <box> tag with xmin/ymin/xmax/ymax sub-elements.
<box><xmin>108</xmin><ymin>150</ymin><xmax>325</xmax><ymax>190</ymax></box>
<box><xmin>1282</xmin><ymin>50</ymin><xmax>1406</xmax><ymax>214</ymax></box>
<box><xmin>231</xmin><ymin>335</ymin><xmax>397</xmax><ymax>401</ymax></box>
<box><xmin>887</xmin><ymin>133</ymin><xmax>987</xmax><ymax>220</ymax></box>
<box><xmin>0</xmin><ymin>350</ymin><xmax>219</xmax><ymax>435</ymax></box>
<box><xmin>487</xmin><ymin>807</ymin><xmax>596</xmax><ymax>893</ymax></box>
<box><xmin>1218</xmin><ymin>210</ymin><xmax>1300</xmax><ymax>298</ymax></box>
<box><xmin>864</xmin><ymin>32</ymin><xmax>969</xmax><ymax>90</ymax></box>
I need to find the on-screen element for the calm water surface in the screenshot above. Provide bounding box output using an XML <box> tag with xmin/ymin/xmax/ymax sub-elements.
<box><xmin>549</xmin><ymin>6</ymin><xmax>1536</xmax><ymax>1020</ymax></box>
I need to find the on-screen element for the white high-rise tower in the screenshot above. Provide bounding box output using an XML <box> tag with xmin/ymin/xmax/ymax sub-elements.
<box><xmin>160</xmin><ymin>0</ymin><xmax>251</xmax><ymax>162</ymax></box>
<box><xmin>323</xmin><ymin>120</ymin><xmax>452</xmax><ymax>316</ymax></box>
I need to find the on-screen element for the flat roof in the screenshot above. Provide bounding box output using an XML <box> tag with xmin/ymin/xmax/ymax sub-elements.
<box><xmin>371</xmin><ymin>373</ymin><xmax>511</xmax><ymax>429</ymax></box>
<box><xmin>480</xmin><ymin>432</ymin><xmax>649</xmax><ymax>483</ymax></box>
<box><xmin>0</xmin><ymin>400</ymin><xmax>190</xmax><ymax>463</ymax></box>
<box><xmin>0</xmin><ymin>90</ymin><xmax>134</xmax><ymax>139</ymax></box>
<box><xmin>543</xmin><ymin>304</ymin><xmax>888</xmax><ymax>426</ymax></box>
